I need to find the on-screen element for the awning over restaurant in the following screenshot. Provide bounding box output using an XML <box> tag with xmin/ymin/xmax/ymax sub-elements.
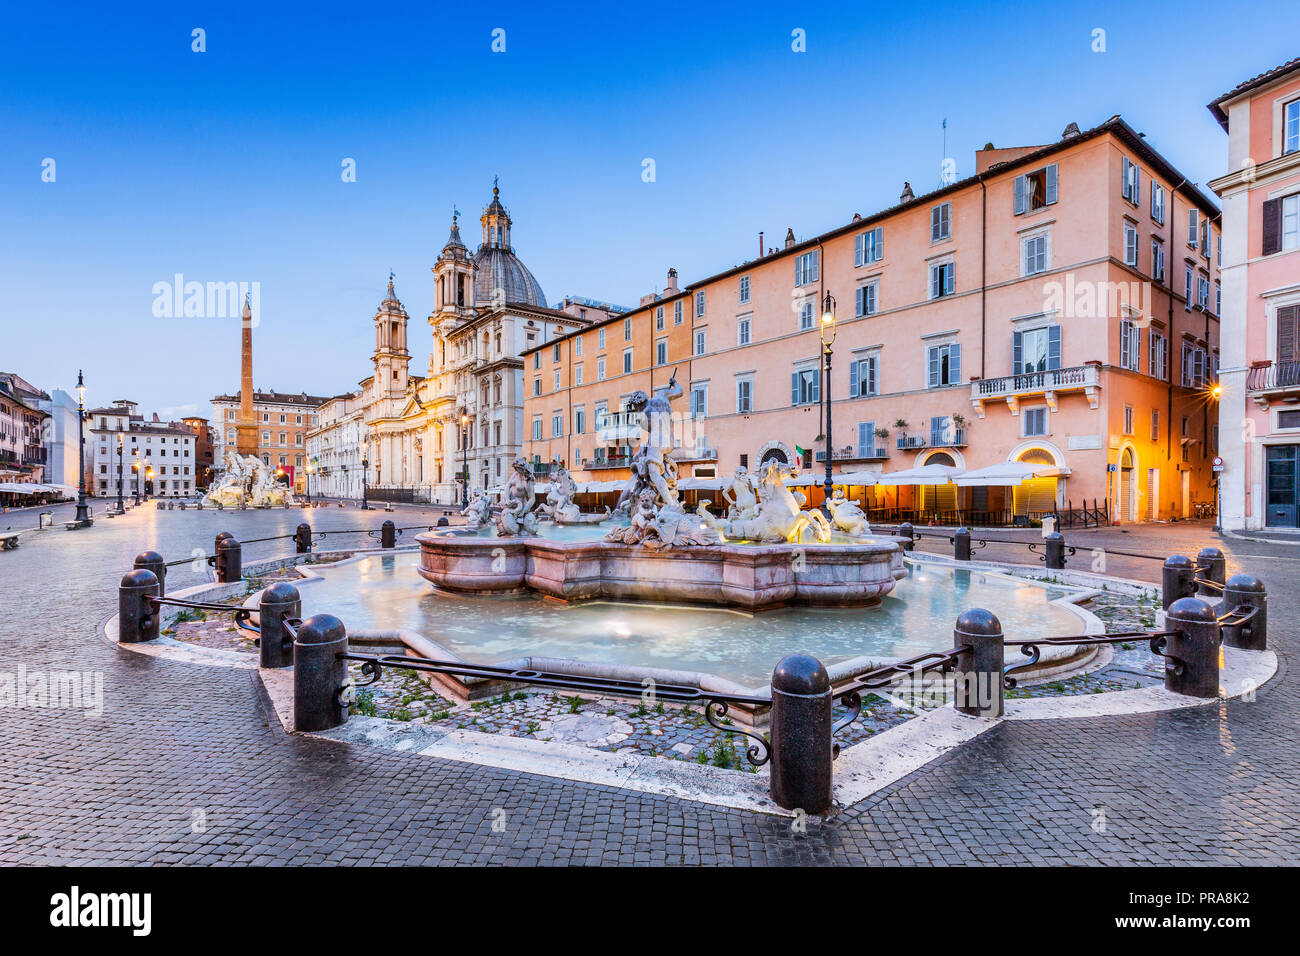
<box><xmin>953</xmin><ymin>462</ymin><xmax>1071</xmax><ymax>487</ymax></box>
<box><xmin>873</xmin><ymin>464</ymin><xmax>965</xmax><ymax>486</ymax></box>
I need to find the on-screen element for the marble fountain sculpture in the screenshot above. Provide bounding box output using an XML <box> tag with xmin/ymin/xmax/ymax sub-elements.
<box><xmin>417</xmin><ymin>373</ymin><xmax>904</xmax><ymax>609</ymax></box>
<box><xmin>205</xmin><ymin>452</ymin><xmax>296</xmax><ymax>508</ymax></box>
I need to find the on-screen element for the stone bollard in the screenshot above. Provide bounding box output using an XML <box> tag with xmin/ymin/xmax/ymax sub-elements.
<box><xmin>953</xmin><ymin>527</ymin><xmax>972</xmax><ymax>561</ymax></box>
<box><xmin>294</xmin><ymin>522</ymin><xmax>313</xmax><ymax>554</ymax></box>
<box><xmin>1196</xmin><ymin>546</ymin><xmax>1226</xmax><ymax>591</ymax></box>
<box><xmin>212</xmin><ymin>534</ymin><xmax>242</xmax><ymax>583</ymax></box>
<box><xmin>293</xmin><ymin>614</ymin><xmax>349</xmax><ymax>732</ymax></box>
<box><xmin>1221</xmin><ymin>574</ymin><xmax>1267</xmax><ymax>651</ymax></box>
<box><xmin>897</xmin><ymin>521</ymin><xmax>915</xmax><ymax>552</ymax></box>
<box><xmin>118</xmin><ymin>568</ymin><xmax>161</xmax><ymax>643</ymax></box>
<box><xmin>1161</xmin><ymin>554</ymin><xmax>1196</xmax><ymax>610</ymax></box>
<box><xmin>1044</xmin><ymin>531</ymin><xmax>1067</xmax><ymax>570</ymax></box>
<box><xmin>436</xmin><ymin>516</ymin><xmax>449</xmax><ymax>527</ymax></box>
<box><xmin>259</xmin><ymin>582</ymin><xmax>302</xmax><ymax>668</ymax></box>
<box><xmin>1162</xmin><ymin>597</ymin><xmax>1221</xmax><ymax>698</ymax></box>
<box><xmin>133</xmin><ymin>550</ymin><xmax>167</xmax><ymax>597</ymax></box>
<box><xmin>381</xmin><ymin>520</ymin><xmax>397</xmax><ymax>549</ymax></box>
<box><xmin>953</xmin><ymin>608</ymin><xmax>1004</xmax><ymax>718</ymax></box>
<box><xmin>769</xmin><ymin>654</ymin><xmax>833</xmax><ymax>815</ymax></box>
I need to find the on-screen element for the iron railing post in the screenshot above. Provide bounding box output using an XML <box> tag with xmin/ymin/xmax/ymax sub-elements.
<box><xmin>1161</xmin><ymin>554</ymin><xmax>1196</xmax><ymax>610</ymax></box>
<box><xmin>1222</xmin><ymin>575</ymin><xmax>1267</xmax><ymax>650</ymax></box>
<box><xmin>953</xmin><ymin>527</ymin><xmax>971</xmax><ymax>561</ymax></box>
<box><xmin>259</xmin><ymin>583</ymin><xmax>302</xmax><ymax>669</ymax></box>
<box><xmin>1163</xmin><ymin>598</ymin><xmax>1220</xmax><ymax>697</ymax></box>
<box><xmin>118</xmin><ymin>569</ymin><xmax>161</xmax><ymax>643</ymax></box>
<box><xmin>1044</xmin><ymin>531</ymin><xmax>1066</xmax><ymax>570</ymax></box>
<box><xmin>953</xmin><ymin>608</ymin><xmax>1003</xmax><ymax>718</ymax></box>
<box><xmin>293</xmin><ymin>614</ymin><xmax>349</xmax><ymax>732</ymax></box>
<box><xmin>294</xmin><ymin>522</ymin><xmax>313</xmax><ymax>554</ymax></box>
<box><xmin>769</xmin><ymin>654</ymin><xmax>833</xmax><ymax>815</ymax></box>
<box><xmin>381</xmin><ymin>520</ymin><xmax>396</xmax><ymax>549</ymax></box>
<box><xmin>1196</xmin><ymin>546</ymin><xmax>1226</xmax><ymax>591</ymax></box>
<box><xmin>133</xmin><ymin>550</ymin><xmax>167</xmax><ymax>597</ymax></box>
<box><xmin>897</xmin><ymin>521</ymin><xmax>914</xmax><ymax>552</ymax></box>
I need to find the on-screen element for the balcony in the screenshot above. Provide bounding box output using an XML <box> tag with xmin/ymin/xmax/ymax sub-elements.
<box><xmin>1247</xmin><ymin>361</ymin><xmax>1300</xmax><ymax>405</ymax></box>
<box><xmin>583</xmin><ymin>455</ymin><xmax>634</xmax><ymax>470</ymax></box>
<box><xmin>896</xmin><ymin>429</ymin><xmax>967</xmax><ymax>451</ymax></box>
<box><xmin>596</xmin><ymin>410</ymin><xmax>643</xmax><ymax>443</ymax></box>
<box><xmin>970</xmin><ymin>363</ymin><xmax>1101</xmax><ymax>416</ymax></box>
<box><xmin>816</xmin><ymin>446</ymin><xmax>888</xmax><ymax>463</ymax></box>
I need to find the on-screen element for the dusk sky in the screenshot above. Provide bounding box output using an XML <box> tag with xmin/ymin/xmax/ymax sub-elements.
<box><xmin>3</xmin><ymin>0</ymin><xmax>1297</xmax><ymax>418</ymax></box>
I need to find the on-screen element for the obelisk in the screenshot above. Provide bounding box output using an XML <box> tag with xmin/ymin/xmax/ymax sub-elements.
<box><xmin>235</xmin><ymin>293</ymin><xmax>259</xmax><ymax>457</ymax></box>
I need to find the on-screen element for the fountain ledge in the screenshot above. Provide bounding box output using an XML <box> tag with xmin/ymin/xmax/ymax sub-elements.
<box><xmin>415</xmin><ymin>532</ymin><xmax>908</xmax><ymax>610</ymax></box>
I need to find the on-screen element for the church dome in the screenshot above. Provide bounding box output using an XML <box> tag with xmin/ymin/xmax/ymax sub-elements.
<box><xmin>472</xmin><ymin>182</ymin><xmax>547</xmax><ymax>308</ymax></box>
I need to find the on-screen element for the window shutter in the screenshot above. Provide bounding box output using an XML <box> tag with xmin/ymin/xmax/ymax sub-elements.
<box><xmin>855</xmin><ymin>285</ymin><xmax>864</xmax><ymax>316</ymax></box>
<box><xmin>931</xmin><ymin>206</ymin><xmax>940</xmax><ymax>241</ymax></box>
<box><xmin>1045</xmin><ymin>164</ymin><xmax>1058</xmax><ymax>205</ymax></box>
<box><xmin>858</xmin><ymin>422</ymin><xmax>870</xmax><ymax>455</ymax></box>
<box><xmin>874</xmin><ymin>226</ymin><xmax>884</xmax><ymax>259</ymax></box>
<box><xmin>791</xmin><ymin>372</ymin><xmax>799</xmax><ymax>405</ymax></box>
<box><xmin>1188</xmin><ymin>209</ymin><xmax>1198</xmax><ymax>246</ymax></box>
<box><xmin>1014</xmin><ymin>175</ymin><xmax>1026</xmax><ymax>215</ymax></box>
<box><xmin>1279</xmin><ymin>306</ymin><xmax>1299</xmax><ymax>364</ymax></box>
<box><xmin>1048</xmin><ymin>325</ymin><xmax>1061</xmax><ymax>370</ymax></box>
<box><xmin>810</xmin><ymin>369</ymin><xmax>820</xmax><ymax>403</ymax></box>
<box><xmin>1012</xmin><ymin>331</ymin><xmax>1023</xmax><ymax>374</ymax></box>
<box><xmin>950</xmin><ymin>343</ymin><xmax>961</xmax><ymax>381</ymax></box>
<box><xmin>1121</xmin><ymin>323</ymin><xmax>1130</xmax><ymax>369</ymax></box>
<box><xmin>1133</xmin><ymin>167</ymin><xmax>1140</xmax><ymax>205</ymax></box>
<box><xmin>1262</xmin><ymin>198</ymin><xmax>1282</xmax><ymax>256</ymax></box>
<box><xmin>930</xmin><ymin>267</ymin><xmax>940</xmax><ymax>299</ymax></box>
<box><xmin>849</xmin><ymin>360</ymin><xmax>859</xmax><ymax>395</ymax></box>
<box><xmin>927</xmin><ymin>347</ymin><xmax>939</xmax><ymax>387</ymax></box>
<box><xmin>854</xmin><ymin>233</ymin><xmax>864</xmax><ymax>266</ymax></box>
<box><xmin>867</xmin><ymin>357</ymin><xmax>877</xmax><ymax>394</ymax></box>
<box><xmin>1121</xmin><ymin>158</ymin><xmax>1129</xmax><ymax>200</ymax></box>
<box><xmin>945</xmin><ymin>263</ymin><xmax>955</xmax><ymax>295</ymax></box>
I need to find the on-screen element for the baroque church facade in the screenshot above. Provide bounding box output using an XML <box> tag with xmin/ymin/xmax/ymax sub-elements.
<box><xmin>306</xmin><ymin>185</ymin><xmax>624</xmax><ymax>505</ymax></box>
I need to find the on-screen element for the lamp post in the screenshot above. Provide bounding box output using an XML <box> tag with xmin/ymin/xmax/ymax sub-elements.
<box><xmin>361</xmin><ymin>457</ymin><xmax>370</xmax><ymax>510</ymax></box>
<box><xmin>73</xmin><ymin>370</ymin><xmax>90</xmax><ymax>525</ymax></box>
<box><xmin>461</xmin><ymin>413</ymin><xmax>470</xmax><ymax>508</ymax></box>
<box><xmin>305</xmin><ymin>459</ymin><xmax>315</xmax><ymax>505</ymax></box>
<box><xmin>819</xmin><ymin>292</ymin><xmax>837</xmax><ymax>518</ymax></box>
<box><xmin>115</xmin><ymin>432</ymin><xmax>125</xmax><ymax>513</ymax></box>
<box><xmin>132</xmin><ymin>458</ymin><xmax>141</xmax><ymax>505</ymax></box>
<box><xmin>146</xmin><ymin>466</ymin><xmax>154</xmax><ymax>497</ymax></box>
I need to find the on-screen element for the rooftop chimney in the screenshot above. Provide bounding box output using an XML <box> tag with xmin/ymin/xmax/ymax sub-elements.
<box><xmin>1061</xmin><ymin>121</ymin><xmax>1081</xmax><ymax>139</ymax></box>
<box><xmin>666</xmin><ymin>268</ymin><xmax>678</xmax><ymax>293</ymax></box>
<box><xmin>900</xmin><ymin>182</ymin><xmax>915</xmax><ymax>203</ymax></box>
<box><xmin>758</xmin><ymin>231</ymin><xmax>764</xmax><ymax>258</ymax></box>
<box><xmin>784</xmin><ymin>228</ymin><xmax>796</xmax><ymax>249</ymax></box>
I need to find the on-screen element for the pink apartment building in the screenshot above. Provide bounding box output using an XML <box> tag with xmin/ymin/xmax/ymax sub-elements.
<box><xmin>1209</xmin><ymin>57</ymin><xmax>1300</xmax><ymax>530</ymax></box>
<box><xmin>525</xmin><ymin>116</ymin><xmax>1223</xmax><ymax>524</ymax></box>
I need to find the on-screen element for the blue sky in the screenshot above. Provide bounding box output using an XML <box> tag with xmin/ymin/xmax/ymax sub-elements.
<box><xmin>2</xmin><ymin>0</ymin><xmax>1297</xmax><ymax>417</ymax></box>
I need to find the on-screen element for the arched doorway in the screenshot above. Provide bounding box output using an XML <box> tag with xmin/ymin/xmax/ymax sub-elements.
<box><xmin>760</xmin><ymin>448</ymin><xmax>788</xmax><ymax>465</ymax></box>
<box><xmin>919</xmin><ymin>451</ymin><xmax>957</xmax><ymax>514</ymax></box>
<box><xmin>1012</xmin><ymin>448</ymin><xmax>1060</xmax><ymax>518</ymax></box>
<box><xmin>1118</xmin><ymin>447</ymin><xmax>1137</xmax><ymax>523</ymax></box>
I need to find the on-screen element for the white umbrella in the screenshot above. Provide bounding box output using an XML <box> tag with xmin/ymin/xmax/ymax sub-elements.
<box><xmin>875</xmin><ymin>463</ymin><xmax>965</xmax><ymax>486</ymax></box>
<box><xmin>677</xmin><ymin>476</ymin><xmax>728</xmax><ymax>491</ymax></box>
<box><xmin>954</xmin><ymin>462</ymin><xmax>1047</xmax><ymax>487</ymax></box>
<box><xmin>834</xmin><ymin>470</ymin><xmax>881</xmax><ymax>487</ymax></box>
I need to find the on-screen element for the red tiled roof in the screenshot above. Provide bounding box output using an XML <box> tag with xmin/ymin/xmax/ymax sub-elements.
<box><xmin>1208</xmin><ymin>57</ymin><xmax>1300</xmax><ymax>129</ymax></box>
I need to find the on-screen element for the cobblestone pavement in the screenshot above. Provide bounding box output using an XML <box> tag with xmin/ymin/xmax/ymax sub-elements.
<box><xmin>0</xmin><ymin>504</ymin><xmax>1296</xmax><ymax>864</ymax></box>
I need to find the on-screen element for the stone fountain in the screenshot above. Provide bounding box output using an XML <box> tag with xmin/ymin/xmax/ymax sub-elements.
<box><xmin>417</xmin><ymin>373</ymin><xmax>904</xmax><ymax>609</ymax></box>
<box><xmin>205</xmin><ymin>452</ymin><xmax>296</xmax><ymax>508</ymax></box>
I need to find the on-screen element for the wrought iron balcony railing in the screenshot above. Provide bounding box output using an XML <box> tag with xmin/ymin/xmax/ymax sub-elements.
<box><xmin>1247</xmin><ymin>361</ymin><xmax>1300</xmax><ymax>392</ymax></box>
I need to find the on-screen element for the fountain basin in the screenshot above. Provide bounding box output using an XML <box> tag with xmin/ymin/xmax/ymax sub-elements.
<box><xmin>415</xmin><ymin>532</ymin><xmax>906</xmax><ymax>610</ymax></box>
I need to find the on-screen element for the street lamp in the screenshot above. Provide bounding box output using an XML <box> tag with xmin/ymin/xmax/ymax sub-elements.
<box><xmin>819</xmin><ymin>292</ymin><xmax>837</xmax><ymax>518</ymax></box>
<box><xmin>361</xmin><ymin>457</ymin><xmax>370</xmax><ymax>510</ymax></box>
<box><xmin>460</xmin><ymin>413</ymin><xmax>471</xmax><ymax>506</ymax></box>
<box><xmin>73</xmin><ymin>370</ymin><xmax>91</xmax><ymax>525</ymax></box>
<box><xmin>115</xmin><ymin>432</ymin><xmax>126</xmax><ymax>513</ymax></box>
<box><xmin>305</xmin><ymin>459</ymin><xmax>315</xmax><ymax>506</ymax></box>
<box><xmin>132</xmin><ymin>458</ymin><xmax>142</xmax><ymax>505</ymax></box>
<box><xmin>146</xmin><ymin>466</ymin><xmax>154</xmax><ymax>497</ymax></box>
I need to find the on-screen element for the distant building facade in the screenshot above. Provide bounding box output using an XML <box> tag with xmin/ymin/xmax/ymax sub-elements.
<box><xmin>524</xmin><ymin>116</ymin><xmax>1223</xmax><ymax>523</ymax></box>
<box><xmin>1209</xmin><ymin>57</ymin><xmax>1300</xmax><ymax>529</ymax></box>
<box><xmin>86</xmin><ymin>400</ymin><xmax>197</xmax><ymax>498</ymax></box>
<box><xmin>210</xmin><ymin>390</ymin><xmax>329</xmax><ymax>493</ymax></box>
<box><xmin>0</xmin><ymin>373</ymin><xmax>50</xmax><ymax>484</ymax></box>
